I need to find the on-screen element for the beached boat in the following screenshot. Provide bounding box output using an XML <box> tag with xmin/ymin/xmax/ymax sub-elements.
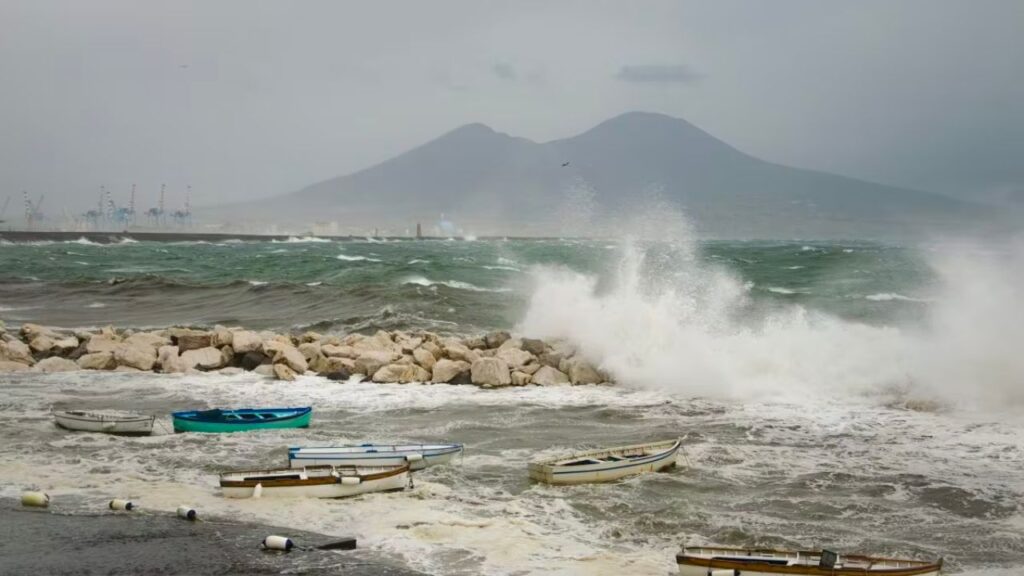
<box><xmin>219</xmin><ymin>464</ymin><xmax>410</xmax><ymax>499</ymax></box>
<box><xmin>287</xmin><ymin>443</ymin><xmax>463</xmax><ymax>471</ymax></box>
<box><xmin>172</xmin><ymin>407</ymin><xmax>312</xmax><ymax>433</ymax></box>
<box><xmin>53</xmin><ymin>410</ymin><xmax>155</xmax><ymax>436</ymax></box>
<box><xmin>676</xmin><ymin>545</ymin><xmax>943</xmax><ymax>575</ymax></box>
<box><xmin>528</xmin><ymin>439</ymin><xmax>680</xmax><ymax>485</ymax></box>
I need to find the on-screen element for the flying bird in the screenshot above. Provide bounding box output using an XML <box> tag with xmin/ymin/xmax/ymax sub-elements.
<box><xmin>561</xmin><ymin>161</ymin><xmax>570</xmax><ymax>167</ymax></box>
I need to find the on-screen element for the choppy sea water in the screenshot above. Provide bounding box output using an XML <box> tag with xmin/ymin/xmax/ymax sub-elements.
<box><xmin>1</xmin><ymin>236</ymin><xmax>1023</xmax><ymax>574</ymax></box>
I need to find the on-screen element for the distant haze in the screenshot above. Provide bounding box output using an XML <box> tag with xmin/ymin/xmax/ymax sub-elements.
<box><xmin>1</xmin><ymin>1</ymin><xmax>1022</xmax><ymax>224</ymax></box>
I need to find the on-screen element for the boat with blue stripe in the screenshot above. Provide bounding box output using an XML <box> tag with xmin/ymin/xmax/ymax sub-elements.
<box><xmin>172</xmin><ymin>407</ymin><xmax>312</xmax><ymax>433</ymax></box>
<box><xmin>288</xmin><ymin>443</ymin><xmax>463</xmax><ymax>471</ymax></box>
<box><xmin>528</xmin><ymin>439</ymin><xmax>681</xmax><ymax>484</ymax></box>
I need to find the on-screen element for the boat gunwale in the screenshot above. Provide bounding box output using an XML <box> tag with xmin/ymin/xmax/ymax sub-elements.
<box><xmin>676</xmin><ymin>547</ymin><xmax>943</xmax><ymax>575</ymax></box>
<box><xmin>529</xmin><ymin>438</ymin><xmax>681</xmax><ymax>471</ymax></box>
<box><xmin>172</xmin><ymin>407</ymin><xmax>312</xmax><ymax>424</ymax></box>
<box><xmin>53</xmin><ymin>411</ymin><xmax>155</xmax><ymax>424</ymax></box>
<box><xmin>287</xmin><ymin>443</ymin><xmax>463</xmax><ymax>458</ymax></box>
<box><xmin>219</xmin><ymin>464</ymin><xmax>410</xmax><ymax>488</ymax></box>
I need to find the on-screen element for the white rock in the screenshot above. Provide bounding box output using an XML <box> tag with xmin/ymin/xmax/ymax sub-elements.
<box><xmin>114</xmin><ymin>343</ymin><xmax>158</xmax><ymax>371</ymax></box>
<box><xmin>174</xmin><ymin>329</ymin><xmax>212</xmax><ymax>352</ymax></box>
<box><xmin>0</xmin><ymin>360</ymin><xmax>31</xmax><ymax>372</ymax></box>
<box><xmin>181</xmin><ymin>347</ymin><xmax>224</xmax><ymax>371</ymax></box>
<box><xmin>157</xmin><ymin>345</ymin><xmax>186</xmax><ymax>373</ymax></box>
<box><xmin>52</xmin><ymin>336</ymin><xmax>80</xmax><ymax>353</ymax></box>
<box><xmin>431</xmin><ymin>359</ymin><xmax>471</xmax><ymax>383</ymax></box>
<box><xmin>0</xmin><ymin>339</ymin><xmax>34</xmax><ymax>365</ymax></box>
<box><xmin>531</xmin><ymin>366</ymin><xmax>570</xmax><ymax>386</ymax></box>
<box><xmin>211</xmin><ymin>327</ymin><xmax>234</xmax><ymax>347</ymax></box>
<box><xmin>124</xmin><ymin>331</ymin><xmax>171</xmax><ymax>349</ymax></box>
<box><xmin>253</xmin><ymin>363</ymin><xmax>276</xmax><ymax>377</ymax></box>
<box><xmin>413</xmin><ymin>348</ymin><xmax>437</xmax><ymax>370</ymax></box>
<box><xmin>85</xmin><ymin>335</ymin><xmax>121</xmax><ymax>354</ymax></box>
<box><xmin>77</xmin><ymin>352</ymin><xmax>116</xmax><ymax>370</ymax></box>
<box><xmin>353</xmin><ymin>351</ymin><xmax>398</xmax><ymax>375</ymax></box>
<box><xmin>495</xmin><ymin>347</ymin><xmax>534</xmax><ymax>369</ymax></box>
<box><xmin>445</xmin><ymin>343</ymin><xmax>480</xmax><ymax>364</ymax></box>
<box><xmin>564</xmin><ymin>357</ymin><xmax>603</xmax><ymax>384</ymax></box>
<box><xmin>33</xmin><ymin>357</ymin><xmax>80</xmax><ymax>372</ymax></box>
<box><xmin>263</xmin><ymin>341</ymin><xmax>309</xmax><ymax>373</ymax></box>
<box><xmin>420</xmin><ymin>341</ymin><xmax>443</xmax><ymax>359</ymax></box>
<box><xmin>297</xmin><ymin>342</ymin><xmax>322</xmax><ymax>362</ymax></box>
<box><xmin>29</xmin><ymin>335</ymin><xmax>57</xmax><ymax>354</ymax></box>
<box><xmin>321</xmin><ymin>344</ymin><xmax>358</xmax><ymax>358</ymax></box>
<box><xmin>231</xmin><ymin>330</ymin><xmax>262</xmax><ymax>353</ymax></box>
<box><xmin>372</xmin><ymin>363</ymin><xmax>431</xmax><ymax>383</ymax></box>
<box><xmin>273</xmin><ymin>363</ymin><xmax>297</xmax><ymax>381</ymax></box>
<box><xmin>471</xmin><ymin>357</ymin><xmax>511</xmax><ymax>387</ymax></box>
<box><xmin>510</xmin><ymin>370</ymin><xmax>532</xmax><ymax>386</ymax></box>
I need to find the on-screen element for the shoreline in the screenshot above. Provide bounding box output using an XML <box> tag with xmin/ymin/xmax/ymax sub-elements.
<box><xmin>0</xmin><ymin>322</ymin><xmax>611</xmax><ymax>388</ymax></box>
<box><xmin>0</xmin><ymin>499</ymin><xmax>426</xmax><ymax>575</ymax></box>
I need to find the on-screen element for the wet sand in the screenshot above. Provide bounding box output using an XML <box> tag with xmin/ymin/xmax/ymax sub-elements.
<box><xmin>0</xmin><ymin>499</ymin><xmax>426</xmax><ymax>575</ymax></box>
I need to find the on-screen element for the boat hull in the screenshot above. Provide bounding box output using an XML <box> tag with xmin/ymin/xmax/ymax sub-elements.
<box><xmin>677</xmin><ymin>548</ymin><xmax>943</xmax><ymax>575</ymax></box>
<box><xmin>172</xmin><ymin>408</ymin><xmax>311</xmax><ymax>433</ymax></box>
<box><xmin>220</xmin><ymin>465</ymin><xmax>409</xmax><ymax>499</ymax></box>
<box><xmin>287</xmin><ymin>444</ymin><xmax>463</xmax><ymax>471</ymax></box>
<box><xmin>53</xmin><ymin>411</ymin><xmax>154</xmax><ymax>436</ymax></box>
<box><xmin>529</xmin><ymin>439</ymin><xmax>680</xmax><ymax>485</ymax></box>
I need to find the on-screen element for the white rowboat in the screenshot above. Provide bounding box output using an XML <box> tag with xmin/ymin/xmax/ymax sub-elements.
<box><xmin>287</xmin><ymin>443</ymin><xmax>463</xmax><ymax>471</ymax></box>
<box><xmin>677</xmin><ymin>545</ymin><xmax>943</xmax><ymax>575</ymax></box>
<box><xmin>528</xmin><ymin>439</ymin><xmax>680</xmax><ymax>485</ymax></box>
<box><xmin>53</xmin><ymin>410</ymin><xmax>155</xmax><ymax>436</ymax></box>
<box><xmin>219</xmin><ymin>464</ymin><xmax>410</xmax><ymax>499</ymax></box>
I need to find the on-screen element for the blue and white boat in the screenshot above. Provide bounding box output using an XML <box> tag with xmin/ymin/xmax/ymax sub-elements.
<box><xmin>528</xmin><ymin>439</ymin><xmax>680</xmax><ymax>485</ymax></box>
<box><xmin>288</xmin><ymin>443</ymin><xmax>463</xmax><ymax>471</ymax></box>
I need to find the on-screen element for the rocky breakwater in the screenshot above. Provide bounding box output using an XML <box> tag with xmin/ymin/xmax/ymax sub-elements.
<box><xmin>0</xmin><ymin>321</ymin><xmax>612</xmax><ymax>388</ymax></box>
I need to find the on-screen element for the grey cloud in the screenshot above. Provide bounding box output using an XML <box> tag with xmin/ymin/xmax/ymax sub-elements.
<box><xmin>615</xmin><ymin>65</ymin><xmax>701</xmax><ymax>84</ymax></box>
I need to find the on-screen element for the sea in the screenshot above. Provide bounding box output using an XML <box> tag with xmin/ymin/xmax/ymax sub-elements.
<box><xmin>1</xmin><ymin>231</ymin><xmax>1022</xmax><ymax>575</ymax></box>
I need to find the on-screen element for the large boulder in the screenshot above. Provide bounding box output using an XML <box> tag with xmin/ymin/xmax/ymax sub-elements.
<box><xmin>0</xmin><ymin>339</ymin><xmax>35</xmax><ymax>365</ymax></box>
<box><xmin>431</xmin><ymin>359</ymin><xmax>471</xmax><ymax>383</ymax></box>
<box><xmin>21</xmin><ymin>323</ymin><xmax>59</xmax><ymax>340</ymax></box>
<box><xmin>471</xmin><ymin>357</ymin><xmax>511</xmax><ymax>387</ymax></box>
<box><xmin>520</xmin><ymin>338</ymin><xmax>547</xmax><ymax>356</ymax></box>
<box><xmin>463</xmin><ymin>336</ymin><xmax>487</xmax><ymax>350</ymax></box>
<box><xmin>52</xmin><ymin>336</ymin><xmax>81</xmax><ymax>355</ymax></box>
<box><xmin>398</xmin><ymin>336</ymin><xmax>424</xmax><ymax>354</ymax></box>
<box><xmin>77</xmin><ymin>352</ymin><xmax>117</xmax><ymax>370</ymax></box>
<box><xmin>351</xmin><ymin>331</ymin><xmax>401</xmax><ymax>354</ymax></box>
<box><xmin>273</xmin><ymin>363</ymin><xmax>297</xmax><ymax>381</ymax></box>
<box><xmin>85</xmin><ymin>335</ymin><xmax>121</xmax><ymax>354</ymax></box>
<box><xmin>231</xmin><ymin>330</ymin><xmax>262</xmax><ymax>354</ymax></box>
<box><xmin>314</xmin><ymin>356</ymin><xmax>355</xmax><ymax>380</ymax></box>
<box><xmin>510</xmin><ymin>370</ymin><xmax>532</xmax><ymax>386</ymax></box>
<box><xmin>444</xmin><ymin>343</ymin><xmax>480</xmax><ymax>364</ymax></box>
<box><xmin>157</xmin><ymin>345</ymin><xmax>186</xmax><ymax>373</ymax></box>
<box><xmin>0</xmin><ymin>360</ymin><xmax>31</xmax><ymax>372</ymax></box>
<box><xmin>33</xmin><ymin>357</ymin><xmax>80</xmax><ymax>372</ymax></box>
<box><xmin>519</xmin><ymin>362</ymin><xmax>542</xmax><ymax>375</ymax></box>
<box><xmin>420</xmin><ymin>341</ymin><xmax>443</xmax><ymax>359</ymax></box>
<box><xmin>413</xmin><ymin>348</ymin><xmax>436</xmax><ymax>371</ymax></box>
<box><xmin>562</xmin><ymin>357</ymin><xmax>604</xmax><ymax>384</ymax></box>
<box><xmin>114</xmin><ymin>343</ymin><xmax>158</xmax><ymax>371</ymax></box>
<box><xmin>372</xmin><ymin>363</ymin><xmax>431</xmax><ymax>383</ymax></box>
<box><xmin>353</xmin><ymin>351</ymin><xmax>398</xmax><ymax>375</ymax></box>
<box><xmin>531</xmin><ymin>366</ymin><xmax>570</xmax><ymax>386</ymax></box>
<box><xmin>220</xmin><ymin>345</ymin><xmax>235</xmax><ymax>367</ymax></box>
<box><xmin>263</xmin><ymin>341</ymin><xmax>309</xmax><ymax>373</ymax></box>
<box><xmin>124</xmin><ymin>331</ymin><xmax>171</xmax><ymax>349</ymax></box>
<box><xmin>181</xmin><ymin>346</ymin><xmax>224</xmax><ymax>371</ymax></box>
<box><xmin>211</xmin><ymin>326</ymin><xmax>234</xmax><ymax>347</ymax></box>
<box><xmin>539</xmin><ymin>351</ymin><xmax>568</xmax><ymax>369</ymax></box>
<box><xmin>321</xmin><ymin>344</ymin><xmax>358</xmax><ymax>358</ymax></box>
<box><xmin>297</xmin><ymin>342</ymin><xmax>322</xmax><ymax>362</ymax></box>
<box><xmin>173</xmin><ymin>329</ymin><xmax>212</xmax><ymax>352</ymax></box>
<box><xmin>495</xmin><ymin>347</ymin><xmax>534</xmax><ymax>370</ymax></box>
<box><xmin>29</xmin><ymin>334</ymin><xmax>57</xmax><ymax>354</ymax></box>
<box><xmin>485</xmin><ymin>331</ymin><xmax>512</xmax><ymax>349</ymax></box>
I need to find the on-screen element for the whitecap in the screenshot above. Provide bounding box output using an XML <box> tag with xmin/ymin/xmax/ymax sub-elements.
<box><xmin>865</xmin><ymin>292</ymin><xmax>928</xmax><ymax>302</ymax></box>
<box><xmin>248</xmin><ymin>280</ymin><xmax>268</xmax><ymax>286</ymax></box>
<box><xmin>482</xmin><ymin>265</ymin><xmax>521</xmax><ymax>272</ymax></box>
<box><xmin>305</xmin><ymin>281</ymin><xmax>323</xmax><ymax>287</ymax></box>
<box><xmin>408</xmin><ymin>259</ymin><xmax>430</xmax><ymax>265</ymax></box>
<box><xmin>767</xmin><ymin>286</ymin><xmax>799</xmax><ymax>295</ymax></box>
<box><xmin>85</xmin><ymin>302</ymin><xmax>107</xmax><ymax>309</ymax></box>
<box><xmin>271</xmin><ymin>236</ymin><xmax>331</xmax><ymax>243</ymax></box>
<box><xmin>336</xmin><ymin>254</ymin><xmax>383</xmax><ymax>262</ymax></box>
<box><xmin>785</xmin><ymin>265</ymin><xmax>805</xmax><ymax>270</ymax></box>
<box><xmin>402</xmin><ymin>276</ymin><xmax>510</xmax><ymax>292</ymax></box>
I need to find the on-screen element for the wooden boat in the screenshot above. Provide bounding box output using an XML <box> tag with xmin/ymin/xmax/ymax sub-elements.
<box><xmin>287</xmin><ymin>443</ymin><xmax>463</xmax><ymax>471</ymax></box>
<box><xmin>528</xmin><ymin>439</ymin><xmax>680</xmax><ymax>485</ymax></box>
<box><xmin>53</xmin><ymin>410</ymin><xmax>154</xmax><ymax>436</ymax></box>
<box><xmin>172</xmin><ymin>407</ymin><xmax>312</xmax><ymax>433</ymax></box>
<box><xmin>676</xmin><ymin>546</ymin><xmax>943</xmax><ymax>575</ymax></box>
<box><xmin>219</xmin><ymin>464</ymin><xmax>410</xmax><ymax>499</ymax></box>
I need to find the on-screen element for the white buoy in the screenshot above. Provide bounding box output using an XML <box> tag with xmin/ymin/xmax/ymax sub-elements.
<box><xmin>261</xmin><ymin>535</ymin><xmax>294</xmax><ymax>551</ymax></box>
<box><xmin>109</xmin><ymin>499</ymin><xmax>134</xmax><ymax>511</ymax></box>
<box><xmin>176</xmin><ymin>505</ymin><xmax>197</xmax><ymax>521</ymax></box>
<box><xmin>21</xmin><ymin>491</ymin><xmax>50</xmax><ymax>508</ymax></box>
<box><xmin>405</xmin><ymin>453</ymin><xmax>424</xmax><ymax>463</ymax></box>
<box><xmin>252</xmin><ymin>483</ymin><xmax>263</xmax><ymax>499</ymax></box>
<box><xmin>340</xmin><ymin>476</ymin><xmax>360</xmax><ymax>486</ymax></box>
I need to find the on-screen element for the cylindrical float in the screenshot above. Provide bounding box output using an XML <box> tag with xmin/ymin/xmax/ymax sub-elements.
<box><xmin>176</xmin><ymin>505</ymin><xmax>197</xmax><ymax>521</ymax></box>
<box><xmin>340</xmin><ymin>476</ymin><xmax>360</xmax><ymax>485</ymax></box>
<box><xmin>252</xmin><ymin>483</ymin><xmax>263</xmax><ymax>499</ymax></box>
<box><xmin>21</xmin><ymin>491</ymin><xmax>50</xmax><ymax>508</ymax></box>
<box><xmin>109</xmin><ymin>499</ymin><xmax>134</xmax><ymax>511</ymax></box>
<box><xmin>262</xmin><ymin>535</ymin><xmax>294</xmax><ymax>551</ymax></box>
<box><xmin>405</xmin><ymin>453</ymin><xmax>424</xmax><ymax>463</ymax></box>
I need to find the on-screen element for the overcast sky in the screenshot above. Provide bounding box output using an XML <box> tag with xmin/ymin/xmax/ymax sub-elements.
<box><xmin>1</xmin><ymin>0</ymin><xmax>1022</xmax><ymax>214</ymax></box>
